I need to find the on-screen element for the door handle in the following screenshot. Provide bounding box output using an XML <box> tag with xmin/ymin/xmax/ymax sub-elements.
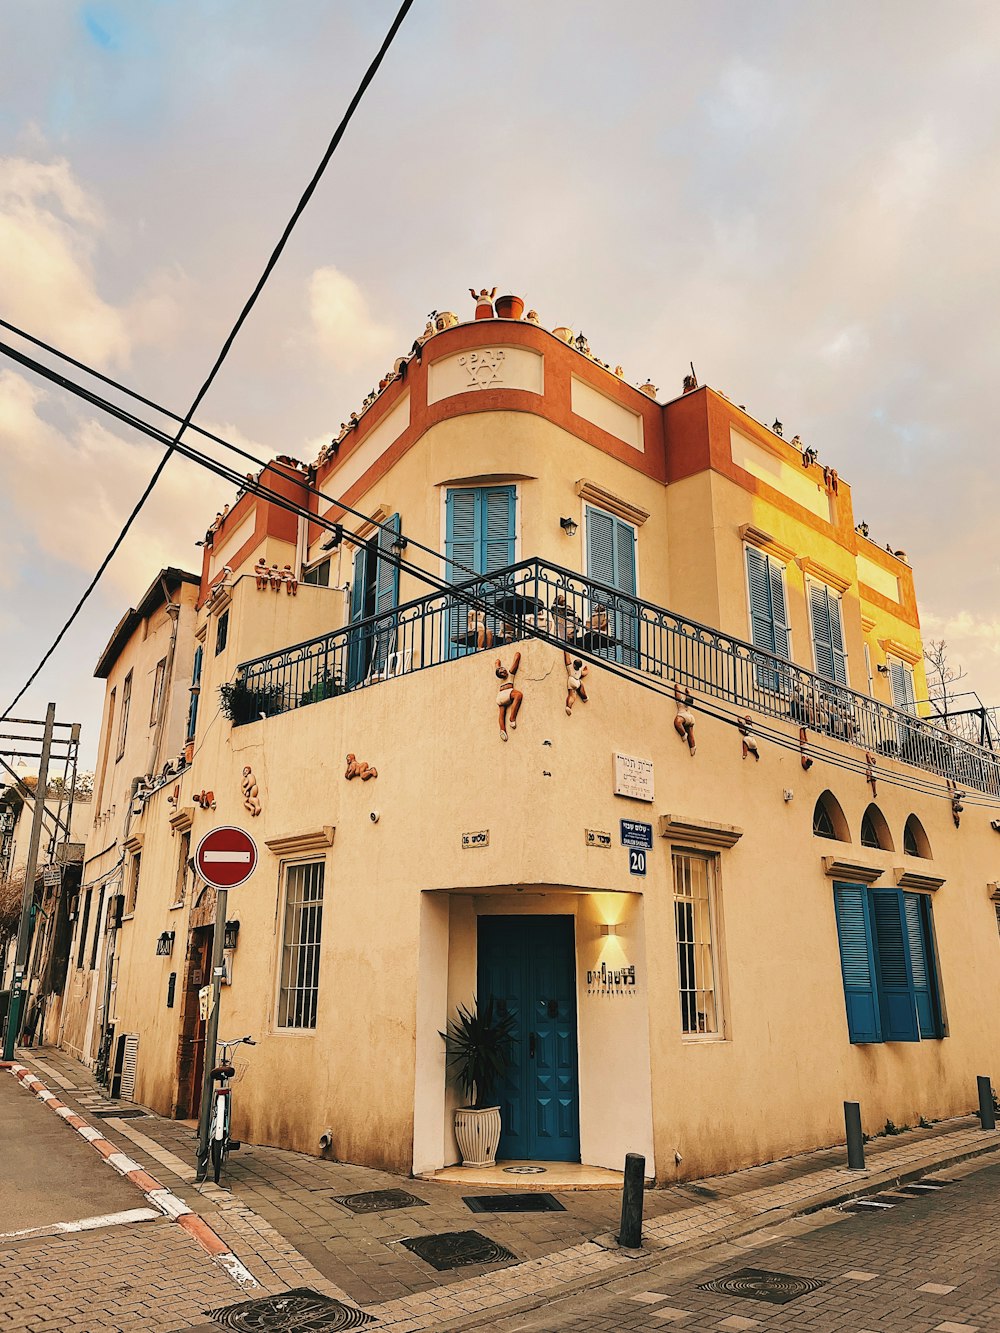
<box><xmin>529</xmin><ymin>1032</ymin><xmax>536</xmax><ymax>1059</ymax></box>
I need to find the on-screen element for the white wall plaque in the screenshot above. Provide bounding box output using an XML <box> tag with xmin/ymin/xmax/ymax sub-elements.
<box><xmin>613</xmin><ymin>753</ymin><xmax>654</xmax><ymax>802</ymax></box>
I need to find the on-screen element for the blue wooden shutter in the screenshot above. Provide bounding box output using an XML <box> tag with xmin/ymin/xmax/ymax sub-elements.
<box><xmin>446</xmin><ymin>488</ymin><xmax>478</xmax><ymax>582</ymax></box>
<box><xmin>768</xmin><ymin>560</ymin><xmax>790</xmax><ymax>660</ymax></box>
<box><xmin>614</xmin><ymin>518</ymin><xmax>637</xmax><ymax>595</ymax></box>
<box><xmin>889</xmin><ymin>660</ymin><xmax>916</xmax><ymax>713</ymax></box>
<box><xmin>370</xmin><ymin>514</ymin><xmax>401</xmax><ymax>674</ymax></box>
<box><xmin>871</xmin><ymin>889</ymin><xmax>919</xmax><ymax>1041</ymax></box>
<box><xmin>810</xmin><ymin>582</ymin><xmax>847</xmax><ymax>685</ymax></box>
<box><xmin>482</xmin><ymin>486</ymin><xmax>516</xmax><ymax>574</ymax></box>
<box><xmin>903</xmin><ymin>893</ymin><xmax>940</xmax><ymax>1038</ymax></box>
<box><xmin>347</xmin><ymin>543</ymin><xmax>369</xmax><ymax>687</ymax></box>
<box><xmin>587</xmin><ymin>507</ymin><xmax>616</xmax><ymax>587</ymax></box>
<box><xmin>833</xmin><ymin>884</ymin><xmax>881</xmax><ymax>1043</ymax></box>
<box><xmin>186</xmin><ymin>644</ymin><xmax>203</xmax><ymax>741</ymax></box>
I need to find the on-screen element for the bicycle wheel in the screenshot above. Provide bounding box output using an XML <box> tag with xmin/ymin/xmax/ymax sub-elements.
<box><xmin>211</xmin><ymin>1134</ymin><xmax>224</xmax><ymax>1184</ymax></box>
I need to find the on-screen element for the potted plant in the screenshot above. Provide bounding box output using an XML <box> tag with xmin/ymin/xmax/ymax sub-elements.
<box><xmin>440</xmin><ymin>996</ymin><xmax>516</xmax><ymax>1167</ymax></box>
<box><xmin>495</xmin><ymin>294</ymin><xmax>524</xmax><ymax>321</ymax></box>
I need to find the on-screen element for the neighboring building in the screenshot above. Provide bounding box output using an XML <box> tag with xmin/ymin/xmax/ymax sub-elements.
<box><xmin>59</xmin><ymin>298</ymin><xmax>1000</xmax><ymax>1182</ymax></box>
<box><xmin>58</xmin><ymin>568</ymin><xmax>200</xmax><ymax>1081</ymax></box>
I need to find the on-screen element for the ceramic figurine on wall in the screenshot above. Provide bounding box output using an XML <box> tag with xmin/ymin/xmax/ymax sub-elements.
<box><xmin>194</xmin><ymin>790</ymin><xmax>216</xmax><ymax>810</ymax></box>
<box><xmin>495</xmin><ymin>652</ymin><xmax>523</xmax><ymax>741</ymax></box>
<box><xmin>799</xmin><ymin>726</ymin><xmax>814</xmax><ymax>770</ymax></box>
<box><xmin>470</xmin><ymin>287</ymin><xmax>496</xmax><ymax>320</ymax></box>
<box><xmin>345</xmin><ymin>753</ymin><xmax>378</xmax><ymax>781</ymax></box>
<box><xmin>467</xmin><ymin>609</ymin><xmax>494</xmax><ymax>650</ymax></box>
<box><xmin>241</xmin><ymin>766</ymin><xmax>261</xmax><ymax>817</ymax></box>
<box><xmin>673</xmin><ymin>683</ymin><xmax>697</xmax><ymax>755</ymax></box>
<box><xmin>948</xmin><ymin>780</ymin><xmax>964</xmax><ymax>828</ymax></box>
<box><xmin>269</xmin><ymin>563</ymin><xmax>282</xmax><ymax>591</ymax></box>
<box><xmin>738</xmin><ymin>716</ymin><xmax>759</xmax><ymax>761</ymax></box>
<box><xmin>254</xmin><ymin>558</ymin><xmax>269</xmax><ymax>589</ymax></box>
<box><xmin>281</xmin><ymin>565</ymin><xmax>298</xmax><ymax>596</ymax></box>
<box><xmin>564</xmin><ymin>651</ymin><xmax>589</xmax><ymax>715</ymax></box>
<box><xmin>526</xmin><ymin>309</ymin><xmax>540</xmax><ymax>324</ymax></box>
<box><xmin>865</xmin><ymin>752</ymin><xmax>878</xmax><ymax>797</ymax></box>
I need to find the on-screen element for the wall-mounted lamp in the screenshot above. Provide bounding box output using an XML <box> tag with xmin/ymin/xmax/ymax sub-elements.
<box><xmin>223</xmin><ymin>919</ymin><xmax>241</xmax><ymax>950</ymax></box>
<box><xmin>877</xmin><ymin>664</ymin><xmax>890</xmax><ymax>675</ymax></box>
<box><xmin>156</xmin><ymin>930</ymin><xmax>175</xmax><ymax>957</ymax></box>
<box><xmin>559</xmin><ymin>517</ymin><xmax>579</xmax><ymax>537</ymax></box>
<box><xmin>321</xmin><ymin>525</ymin><xmax>344</xmax><ymax>551</ymax></box>
<box><xmin>390</xmin><ymin>533</ymin><xmax>409</xmax><ymax>556</ymax></box>
<box><xmin>600</xmin><ymin>924</ymin><xmax>619</xmax><ymax>937</ymax></box>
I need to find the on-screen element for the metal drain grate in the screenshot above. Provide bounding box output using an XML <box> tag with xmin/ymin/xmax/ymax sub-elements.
<box><xmin>332</xmin><ymin>1189</ymin><xmax>428</xmax><ymax>1214</ymax></box>
<box><xmin>463</xmin><ymin>1193</ymin><xmax>565</xmax><ymax>1214</ymax></box>
<box><xmin>206</xmin><ymin>1288</ymin><xmax>373</xmax><ymax>1330</ymax></box>
<box><xmin>697</xmin><ymin>1268</ymin><xmax>825</xmax><ymax>1305</ymax></box>
<box><xmin>400</xmin><ymin>1230</ymin><xmax>517</xmax><ymax>1271</ymax></box>
<box><xmin>91</xmin><ymin>1109</ymin><xmax>149</xmax><ymax>1119</ymax></box>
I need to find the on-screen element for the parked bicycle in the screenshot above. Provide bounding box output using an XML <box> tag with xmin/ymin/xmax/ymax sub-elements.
<box><xmin>209</xmin><ymin>1034</ymin><xmax>255</xmax><ymax>1183</ymax></box>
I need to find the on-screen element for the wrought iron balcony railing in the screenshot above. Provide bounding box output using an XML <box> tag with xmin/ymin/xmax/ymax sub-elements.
<box><xmin>231</xmin><ymin>558</ymin><xmax>1000</xmax><ymax>799</ymax></box>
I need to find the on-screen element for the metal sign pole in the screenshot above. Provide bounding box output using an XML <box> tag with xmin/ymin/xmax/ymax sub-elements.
<box><xmin>195</xmin><ymin>885</ymin><xmax>227</xmax><ymax>1180</ymax></box>
<box><xmin>3</xmin><ymin>703</ymin><xmax>56</xmax><ymax>1061</ymax></box>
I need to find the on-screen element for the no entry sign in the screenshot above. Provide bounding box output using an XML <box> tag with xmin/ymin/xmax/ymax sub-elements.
<box><xmin>194</xmin><ymin>825</ymin><xmax>258</xmax><ymax>889</ymax></box>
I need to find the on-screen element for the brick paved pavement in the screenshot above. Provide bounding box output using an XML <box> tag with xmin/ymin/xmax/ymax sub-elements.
<box><xmin>482</xmin><ymin>1156</ymin><xmax>1000</xmax><ymax>1332</ymax></box>
<box><xmin>11</xmin><ymin>1044</ymin><xmax>1000</xmax><ymax>1331</ymax></box>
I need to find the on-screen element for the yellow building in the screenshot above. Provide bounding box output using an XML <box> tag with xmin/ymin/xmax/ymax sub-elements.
<box><xmin>60</xmin><ymin>301</ymin><xmax>1000</xmax><ymax>1182</ymax></box>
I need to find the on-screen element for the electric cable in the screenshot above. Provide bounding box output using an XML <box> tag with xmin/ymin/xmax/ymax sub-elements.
<box><xmin>0</xmin><ymin>0</ymin><xmax>414</xmax><ymax>720</ymax></box>
<box><xmin>1</xmin><ymin>345</ymin><xmax>996</xmax><ymax>811</ymax></box>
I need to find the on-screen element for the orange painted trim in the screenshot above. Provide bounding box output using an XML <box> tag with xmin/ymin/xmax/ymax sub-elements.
<box><xmin>860</xmin><ymin>583</ymin><xmax>921</xmax><ymax>627</ymax></box>
<box><xmin>177</xmin><ymin>1211</ymin><xmax>229</xmax><ymax>1256</ymax></box>
<box><xmin>198</xmin><ymin>462</ymin><xmax>310</xmax><ymax>605</ymax></box>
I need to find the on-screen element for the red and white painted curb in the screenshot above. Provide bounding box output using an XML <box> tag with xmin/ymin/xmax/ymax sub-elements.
<box><xmin>2</xmin><ymin>1060</ymin><xmax>259</xmax><ymax>1291</ymax></box>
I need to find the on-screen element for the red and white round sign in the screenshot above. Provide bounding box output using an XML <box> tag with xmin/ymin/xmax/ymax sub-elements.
<box><xmin>194</xmin><ymin>825</ymin><xmax>258</xmax><ymax>889</ymax></box>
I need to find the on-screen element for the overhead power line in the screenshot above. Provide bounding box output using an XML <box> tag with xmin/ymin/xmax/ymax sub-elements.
<box><xmin>0</xmin><ymin>0</ymin><xmax>414</xmax><ymax>720</ymax></box>
<box><xmin>2</xmin><ymin>336</ymin><xmax>993</xmax><ymax>814</ymax></box>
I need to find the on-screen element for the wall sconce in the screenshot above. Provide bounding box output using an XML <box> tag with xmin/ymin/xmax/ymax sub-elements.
<box><xmin>156</xmin><ymin>930</ymin><xmax>175</xmax><ymax>957</ymax></box>
<box><xmin>877</xmin><ymin>663</ymin><xmax>889</xmax><ymax>675</ymax></box>
<box><xmin>390</xmin><ymin>533</ymin><xmax>409</xmax><ymax>556</ymax></box>
<box><xmin>223</xmin><ymin>919</ymin><xmax>241</xmax><ymax>950</ymax></box>
<box><xmin>559</xmin><ymin>517</ymin><xmax>578</xmax><ymax>537</ymax></box>
<box><xmin>600</xmin><ymin>924</ymin><xmax>618</xmax><ymax>937</ymax></box>
<box><xmin>321</xmin><ymin>524</ymin><xmax>344</xmax><ymax>551</ymax></box>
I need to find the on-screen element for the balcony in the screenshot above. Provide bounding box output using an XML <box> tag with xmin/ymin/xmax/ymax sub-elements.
<box><xmin>231</xmin><ymin>559</ymin><xmax>1000</xmax><ymax>799</ymax></box>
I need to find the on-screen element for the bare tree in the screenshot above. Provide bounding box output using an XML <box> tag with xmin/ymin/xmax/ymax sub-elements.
<box><xmin>924</xmin><ymin>640</ymin><xmax>969</xmax><ymax>725</ymax></box>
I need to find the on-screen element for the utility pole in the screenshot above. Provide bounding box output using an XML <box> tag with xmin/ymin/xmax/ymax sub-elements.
<box><xmin>3</xmin><ymin>703</ymin><xmax>56</xmax><ymax>1061</ymax></box>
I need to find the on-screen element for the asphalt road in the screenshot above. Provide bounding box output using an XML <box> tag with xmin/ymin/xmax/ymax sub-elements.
<box><xmin>0</xmin><ymin>1072</ymin><xmax>140</xmax><ymax>1234</ymax></box>
<box><xmin>494</xmin><ymin>1158</ymin><xmax>1000</xmax><ymax>1332</ymax></box>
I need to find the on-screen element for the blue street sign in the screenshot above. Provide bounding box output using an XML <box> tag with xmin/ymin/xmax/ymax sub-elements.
<box><xmin>628</xmin><ymin>848</ymin><xmax>647</xmax><ymax>877</ymax></box>
<box><xmin>620</xmin><ymin>819</ymin><xmax>653</xmax><ymax>850</ymax></box>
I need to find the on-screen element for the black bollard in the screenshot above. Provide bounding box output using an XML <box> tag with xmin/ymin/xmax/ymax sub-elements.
<box><xmin>978</xmin><ymin>1076</ymin><xmax>996</xmax><ymax>1131</ymax></box>
<box><xmin>617</xmin><ymin>1152</ymin><xmax>645</xmax><ymax>1248</ymax></box>
<box><xmin>845</xmin><ymin>1101</ymin><xmax>865</xmax><ymax>1170</ymax></box>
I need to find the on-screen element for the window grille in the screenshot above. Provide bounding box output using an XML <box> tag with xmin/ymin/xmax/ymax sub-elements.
<box><xmin>278</xmin><ymin>860</ymin><xmax>325</xmax><ymax>1029</ymax></box>
<box><xmin>672</xmin><ymin>852</ymin><xmax>721</xmax><ymax>1036</ymax></box>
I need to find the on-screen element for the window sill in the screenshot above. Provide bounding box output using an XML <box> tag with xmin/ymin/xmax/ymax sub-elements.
<box><xmin>681</xmin><ymin>1033</ymin><xmax>727</xmax><ymax>1044</ymax></box>
<box><xmin>168</xmin><ymin>901</ymin><xmax>186</xmax><ymax>911</ymax></box>
<box><xmin>272</xmin><ymin>1026</ymin><xmax>319</xmax><ymax>1037</ymax></box>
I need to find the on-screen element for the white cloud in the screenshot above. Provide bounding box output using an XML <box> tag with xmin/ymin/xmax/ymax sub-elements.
<box><xmin>0</xmin><ymin>369</ymin><xmax>230</xmax><ymax>592</ymax></box>
<box><xmin>308</xmin><ymin>266</ymin><xmax>395</xmax><ymax>375</ymax></box>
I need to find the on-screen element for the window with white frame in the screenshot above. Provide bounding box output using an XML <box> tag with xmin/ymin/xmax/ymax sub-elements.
<box><xmin>672</xmin><ymin>851</ymin><xmax>722</xmax><ymax>1036</ymax></box>
<box><xmin>808</xmin><ymin>580</ymin><xmax>848</xmax><ymax>685</ymax></box>
<box><xmin>277</xmin><ymin>860</ymin><xmax>325</xmax><ymax>1029</ymax></box>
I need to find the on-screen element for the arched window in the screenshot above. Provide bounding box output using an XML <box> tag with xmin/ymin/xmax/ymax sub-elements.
<box><xmin>813</xmin><ymin>790</ymin><xmax>849</xmax><ymax>841</ymax></box>
<box><xmin>903</xmin><ymin>814</ymin><xmax>931</xmax><ymax>859</ymax></box>
<box><xmin>860</xmin><ymin>804</ymin><xmax>893</xmax><ymax>851</ymax></box>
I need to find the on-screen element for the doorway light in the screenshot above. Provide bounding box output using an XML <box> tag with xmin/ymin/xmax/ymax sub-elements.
<box><xmin>600</xmin><ymin>924</ymin><xmax>618</xmax><ymax>937</ymax></box>
<box><xmin>559</xmin><ymin>517</ymin><xmax>578</xmax><ymax>537</ymax></box>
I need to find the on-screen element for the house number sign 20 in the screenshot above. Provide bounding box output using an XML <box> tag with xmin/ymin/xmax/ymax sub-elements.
<box><xmin>628</xmin><ymin>849</ymin><xmax>647</xmax><ymax>877</ymax></box>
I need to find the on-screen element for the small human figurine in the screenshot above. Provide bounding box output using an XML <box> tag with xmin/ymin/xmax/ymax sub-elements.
<box><xmin>254</xmin><ymin>557</ymin><xmax>269</xmax><ymax>590</ymax></box>
<box><xmin>564</xmin><ymin>651</ymin><xmax>588</xmax><ymax>715</ymax></box>
<box><xmin>470</xmin><ymin>287</ymin><xmax>496</xmax><ymax>320</ymax></box>
<box><xmin>467</xmin><ymin>609</ymin><xmax>494</xmax><ymax>650</ymax></box>
<box><xmin>525</xmin><ymin>309</ymin><xmax>540</xmax><ymax>324</ymax></box>
<box><xmin>737</xmin><ymin>715</ymin><xmax>759</xmax><ymax>761</ymax></box>
<box><xmin>269</xmin><ymin>563</ymin><xmax>282</xmax><ymax>591</ymax></box>
<box><xmin>673</xmin><ymin>682</ymin><xmax>697</xmax><ymax>755</ymax></box>
<box><xmin>495</xmin><ymin>652</ymin><xmax>523</xmax><ymax>741</ymax></box>
<box><xmin>345</xmin><ymin>753</ymin><xmax>378</xmax><ymax>781</ymax></box>
<box><xmin>241</xmin><ymin>766</ymin><xmax>261</xmax><ymax>817</ymax></box>
<box><xmin>281</xmin><ymin>565</ymin><xmax>298</xmax><ymax>596</ymax></box>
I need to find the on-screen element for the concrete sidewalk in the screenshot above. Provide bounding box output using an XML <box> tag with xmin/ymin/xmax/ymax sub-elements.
<box><xmin>15</xmin><ymin>1045</ymin><xmax>1000</xmax><ymax>1332</ymax></box>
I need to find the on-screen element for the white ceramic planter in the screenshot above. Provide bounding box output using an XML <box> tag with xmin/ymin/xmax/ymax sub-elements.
<box><xmin>454</xmin><ymin>1106</ymin><xmax>502</xmax><ymax>1167</ymax></box>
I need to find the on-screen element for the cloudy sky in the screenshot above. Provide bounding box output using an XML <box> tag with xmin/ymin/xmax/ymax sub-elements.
<box><xmin>1</xmin><ymin>1</ymin><xmax>998</xmax><ymax>765</ymax></box>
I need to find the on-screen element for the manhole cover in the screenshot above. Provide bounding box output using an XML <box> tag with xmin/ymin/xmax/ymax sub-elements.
<box><xmin>697</xmin><ymin>1268</ymin><xmax>825</xmax><ymax>1305</ymax></box>
<box><xmin>91</xmin><ymin>1109</ymin><xmax>148</xmax><ymax>1119</ymax></box>
<box><xmin>206</xmin><ymin>1287</ymin><xmax>373</xmax><ymax>1330</ymax></box>
<box><xmin>503</xmin><ymin>1165</ymin><xmax>547</xmax><ymax>1175</ymax></box>
<box><xmin>464</xmin><ymin>1193</ymin><xmax>565</xmax><ymax>1214</ymax></box>
<box><xmin>400</xmin><ymin>1231</ymin><xmax>517</xmax><ymax>1271</ymax></box>
<box><xmin>332</xmin><ymin>1189</ymin><xmax>428</xmax><ymax>1214</ymax></box>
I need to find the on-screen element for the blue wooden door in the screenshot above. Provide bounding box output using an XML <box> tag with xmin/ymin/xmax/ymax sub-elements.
<box><xmin>477</xmin><ymin>915</ymin><xmax>580</xmax><ymax>1162</ymax></box>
